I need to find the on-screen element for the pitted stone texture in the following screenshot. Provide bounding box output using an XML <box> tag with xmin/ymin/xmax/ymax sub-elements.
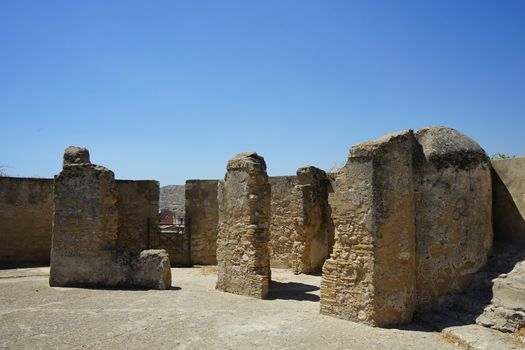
<box><xmin>294</xmin><ymin>167</ymin><xmax>333</xmax><ymax>274</ymax></box>
<box><xmin>321</xmin><ymin>130</ymin><xmax>417</xmax><ymax>326</ymax></box>
<box><xmin>269</xmin><ymin>176</ymin><xmax>301</xmax><ymax>269</ymax></box>
<box><xmin>50</xmin><ymin>162</ymin><xmax>122</xmax><ymax>287</ymax></box>
<box><xmin>414</xmin><ymin>126</ymin><xmax>492</xmax><ymax>309</ymax></box>
<box><xmin>0</xmin><ymin>177</ymin><xmax>53</xmax><ymax>265</ymax></box>
<box><xmin>185</xmin><ymin>180</ymin><xmax>219</xmax><ymax>265</ymax></box>
<box><xmin>478</xmin><ymin>261</ymin><xmax>525</xmax><ymax>332</ymax></box>
<box><xmin>216</xmin><ymin>152</ymin><xmax>271</xmax><ymax>298</ymax></box>
<box><xmin>50</xmin><ymin>147</ymin><xmax>171</xmax><ymax>290</ymax></box>
<box><xmin>116</xmin><ymin>180</ymin><xmax>160</xmax><ymax>254</ymax></box>
<box><xmin>63</xmin><ymin>146</ymin><xmax>90</xmax><ymax>165</ymax></box>
<box><xmin>269</xmin><ymin>169</ymin><xmax>333</xmax><ymax>274</ymax></box>
<box><xmin>131</xmin><ymin>250</ymin><xmax>171</xmax><ymax>289</ymax></box>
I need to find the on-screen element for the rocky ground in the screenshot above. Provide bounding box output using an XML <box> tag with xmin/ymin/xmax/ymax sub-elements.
<box><xmin>1</xmin><ymin>267</ymin><xmax>461</xmax><ymax>350</ymax></box>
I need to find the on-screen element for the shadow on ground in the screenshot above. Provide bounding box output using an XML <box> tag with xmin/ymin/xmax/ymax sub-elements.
<box><xmin>268</xmin><ymin>280</ymin><xmax>320</xmax><ymax>302</ymax></box>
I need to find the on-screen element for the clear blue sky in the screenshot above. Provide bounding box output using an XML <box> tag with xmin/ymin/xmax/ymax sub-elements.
<box><xmin>1</xmin><ymin>1</ymin><xmax>524</xmax><ymax>185</ymax></box>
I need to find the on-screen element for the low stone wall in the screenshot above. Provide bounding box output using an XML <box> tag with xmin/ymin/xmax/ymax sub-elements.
<box><xmin>116</xmin><ymin>180</ymin><xmax>160</xmax><ymax>253</ymax></box>
<box><xmin>0</xmin><ymin>177</ymin><xmax>53</xmax><ymax>266</ymax></box>
<box><xmin>185</xmin><ymin>180</ymin><xmax>219</xmax><ymax>265</ymax></box>
<box><xmin>492</xmin><ymin>157</ymin><xmax>525</xmax><ymax>244</ymax></box>
<box><xmin>0</xmin><ymin>177</ymin><xmax>159</xmax><ymax>266</ymax></box>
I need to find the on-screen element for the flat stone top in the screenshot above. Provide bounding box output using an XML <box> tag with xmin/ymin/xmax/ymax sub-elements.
<box><xmin>415</xmin><ymin>126</ymin><xmax>488</xmax><ymax>166</ymax></box>
<box><xmin>227</xmin><ymin>152</ymin><xmax>267</xmax><ymax>172</ymax></box>
<box><xmin>348</xmin><ymin>129</ymin><xmax>414</xmax><ymax>158</ymax></box>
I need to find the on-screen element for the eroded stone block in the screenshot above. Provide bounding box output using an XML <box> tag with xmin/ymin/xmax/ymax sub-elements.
<box><xmin>216</xmin><ymin>152</ymin><xmax>271</xmax><ymax>298</ymax></box>
<box><xmin>414</xmin><ymin>126</ymin><xmax>492</xmax><ymax>309</ymax></box>
<box><xmin>320</xmin><ymin>130</ymin><xmax>417</xmax><ymax>326</ymax></box>
<box><xmin>49</xmin><ymin>147</ymin><xmax>171</xmax><ymax>290</ymax></box>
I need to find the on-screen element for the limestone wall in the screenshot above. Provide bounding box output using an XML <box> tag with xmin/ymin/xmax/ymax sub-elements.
<box><xmin>0</xmin><ymin>177</ymin><xmax>159</xmax><ymax>266</ymax></box>
<box><xmin>50</xmin><ymin>146</ymin><xmax>170</xmax><ymax>289</ymax></box>
<box><xmin>269</xmin><ymin>169</ymin><xmax>334</xmax><ymax>274</ymax></box>
<box><xmin>216</xmin><ymin>152</ymin><xmax>271</xmax><ymax>298</ymax></box>
<box><xmin>0</xmin><ymin>177</ymin><xmax>53</xmax><ymax>266</ymax></box>
<box><xmin>185</xmin><ymin>180</ymin><xmax>219</xmax><ymax>265</ymax></box>
<box><xmin>414</xmin><ymin>127</ymin><xmax>493</xmax><ymax>309</ymax></box>
<box><xmin>491</xmin><ymin>157</ymin><xmax>525</xmax><ymax>244</ymax></box>
<box><xmin>116</xmin><ymin>180</ymin><xmax>160</xmax><ymax>253</ymax></box>
<box><xmin>320</xmin><ymin>130</ymin><xmax>417</xmax><ymax>326</ymax></box>
<box><xmin>268</xmin><ymin>176</ymin><xmax>300</xmax><ymax>268</ymax></box>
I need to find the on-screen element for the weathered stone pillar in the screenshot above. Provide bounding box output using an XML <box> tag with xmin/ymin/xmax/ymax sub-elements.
<box><xmin>414</xmin><ymin>126</ymin><xmax>492</xmax><ymax>309</ymax></box>
<box><xmin>320</xmin><ymin>130</ymin><xmax>417</xmax><ymax>326</ymax></box>
<box><xmin>292</xmin><ymin>166</ymin><xmax>333</xmax><ymax>274</ymax></box>
<box><xmin>216</xmin><ymin>152</ymin><xmax>271</xmax><ymax>298</ymax></box>
<box><xmin>50</xmin><ymin>146</ymin><xmax>171</xmax><ymax>289</ymax></box>
<box><xmin>50</xmin><ymin>146</ymin><xmax>123</xmax><ymax>286</ymax></box>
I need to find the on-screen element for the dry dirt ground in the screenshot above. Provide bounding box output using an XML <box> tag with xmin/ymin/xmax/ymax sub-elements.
<box><xmin>0</xmin><ymin>267</ymin><xmax>458</xmax><ymax>350</ymax></box>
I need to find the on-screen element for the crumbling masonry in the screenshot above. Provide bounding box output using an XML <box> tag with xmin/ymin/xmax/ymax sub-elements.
<box><xmin>216</xmin><ymin>152</ymin><xmax>271</xmax><ymax>298</ymax></box>
<box><xmin>50</xmin><ymin>146</ymin><xmax>171</xmax><ymax>289</ymax></box>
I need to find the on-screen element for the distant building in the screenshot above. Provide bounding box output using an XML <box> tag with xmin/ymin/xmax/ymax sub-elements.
<box><xmin>159</xmin><ymin>209</ymin><xmax>174</xmax><ymax>225</ymax></box>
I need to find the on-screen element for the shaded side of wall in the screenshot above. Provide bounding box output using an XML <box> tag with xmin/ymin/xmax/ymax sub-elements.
<box><xmin>492</xmin><ymin>157</ymin><xmax>525</xmax><ymax>244</ymax></box>
<box><xmin>185</xmin><ymin>179</ymin><xmax>219</xmax><ymax>265</ymax></box>
<box><xmin>116</xmin><ymin>180</ymin><xmax>160</xmax><ymax>253</ymax></box>
<box><xmin>0</xmin><ymin>177</ymin><xmax>53</xmax><ymax>266</ymax></box>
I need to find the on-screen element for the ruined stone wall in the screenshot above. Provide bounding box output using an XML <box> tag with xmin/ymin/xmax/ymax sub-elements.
<box><xmin>321</xmin><ymin>130</ymin><xmax>417</xmax><ymax>326</ymax></box>
<box><xmin>296</xmin><ymin>167</ymin><xmax>334</xmax><ymax>274</ymax></box>
<box><xmin>116</xmin><ymin>180</ymin><xmax>160</xmax><ymax>253</ymax></box>
<box><xmin>491</xmin><ymin>157</ymin><xmax>525</xmax><ymax>244</ymax></box>
<box><xmin>414</xmin><ymin>127</ymin><xmax>493</xmax><ymax>309</ymax></box>
<box><xmin>268</xmin><ymin>176</ymin><xmax>300</xmax><ymax>269</ymax></box>
<box><xmin>216</xmin><ymin>152</ymin><xmax>271</xmax><ymax>298</ymax></box>
<box><xmin>0</xmin><ymin>177</ymin><xmax>53</xmax><ymax>266</ymax></box>
<box><xmin>185</xmin><ymin>180</ymin><xmax>219</xmax><ymax>265</ymax></box>
<box><xmin>50</xmin><ymin>146</ymin><xmax>170</xmax><ymax>289</ymax></box>
<box><xmin>269</xmin><ymin>170</ymin><xmax>333</xmax><ymax>274</ymax></box>
<box><xmin>0</xmin><ymin>177</ymin><xmax>159</xmax><ymax>266</ymax></box>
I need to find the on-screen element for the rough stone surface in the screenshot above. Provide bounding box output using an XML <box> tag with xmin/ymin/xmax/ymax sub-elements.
<box><xmin>414</xmin><ymin>126</ymin><xmax>493</xmax><ymax>309</ymax></box>
<box><xmin>131</xmin><ymin>249</ymin><xmax>172</xmax><ymax>290</ymax></box>
<box><xmin>295</xmin><ymin>166</ymin><xmax>334</xmax><ymax>274</ymax></box>
<box><xmin>185</xmin><ymin>179</ymin><xmax>219</xmax><ymax>265</ymax></box>
<box><xmin>492</xmin><ymin>157</ymin><xmax>525</xmax><ymax>244</ymax></box>
<box><xmin>116</xmin><ymin>180</ymin><xmax>160</xmax><ymax>253</ymax></box>
<box><xmin>49</xmin><ymin>147</ymin><xmax>171</xmax><ymax>290</ymax></box>
<box><xmin>321</xmin><ymin>130</ymin><xmax>417</xmax><ymax>326</ymax></box>
<box><xmin>0</xmin><ymin>177</ymin><xmax>53</xmax><ymax>266</ymax></box>
<box><xmin>269</xmin><ymin>169</ymin><xmax>334</xmax><ymax>274</ymax></box>
<box><xmin>443</xmin><ymin>324</ymin><xmax>525</xmax><ymax>350</ymax></box>
<box><xmin>216</xmin><ymin>152</ymin><xmax>271</xmax><ymax>298</ymax></box>
<box><xmin>50</xmin><ymin>162</ymin><xmax>122</xmax><ymax>287</ymax></box>
<box><xmin>268</xmin><ymin>176</ymin><xmax>299</xmax><ymax>269</ymax></box>
<box><xmin>479</xmin><ymin>260</ymin><xmax>525</xmax><ymax>332</ymax></box>
<box><xmin>63</xmin><ymin>146</ymin><xmax>90</xmax><ymax>165</ymax></box>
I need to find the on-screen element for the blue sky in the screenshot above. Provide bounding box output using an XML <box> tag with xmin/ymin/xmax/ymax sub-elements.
<box><xmin>1</xmin><ymin>1</ymin><xmax>524</xmax><ymax>185</ymax></box>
